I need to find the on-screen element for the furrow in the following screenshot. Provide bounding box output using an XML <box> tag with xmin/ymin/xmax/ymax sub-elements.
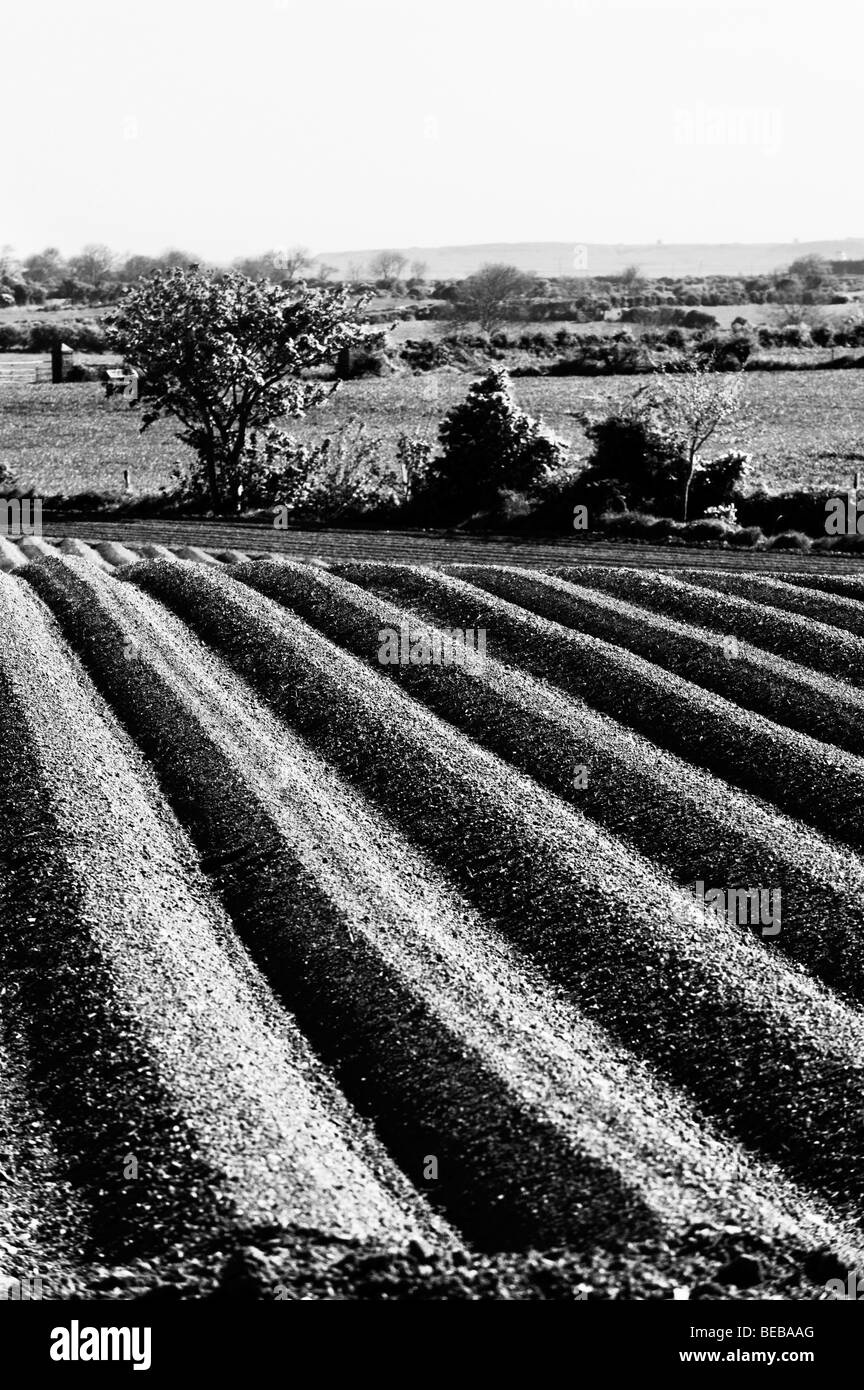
<box><xmin>118</xmin><ymin>557</ymin><xmax>864</xmax><ymax>1204</ymax></box>
<box><xmin>91</xmin><ymin>540</ymin><xmax>141</xmax><ymax>567</ymax></box>
<box><xmin>0</xmin><ymin>1024</ymin><xmax>90</xmax><ymax>1295</ymax></box>
<box><xmin>234</xmin><ymin>558</ymin><xmax>864</xmax><ymax>1003</ymax></box>
<box><xmin>0</xmin><ymin>573</ymin><xmax>435</xmax><ymax>1257</ymax></box>
<box><xmin>171</xmin><ymin>545</ymin><xmax>221</xmax><ymax>564</ymax></box>
<box><xmin>55</xmin><ymin>537</ymin><xmax>111</xmax><ymax>568</ymax></box>
<box><xmin>334</xmin><ymin>561</ymin><xmax>864</xmax><ymax>856</ymax></box>
<box><xmin>554</xmin><ymin>564</ymin><xmax>864</xmax><ymax>688</ymax></box>
<box><xmin>20</xmin><ymin>554</ymin><xmax>799</xmax><ymax>1253</ymax></box>
<box><xmin>777</xmin><ymin>572</ymin><xmax>864</xmax><ymax>604</ymax></box>
<box><xmin>451</xmin><ymin>564</ymin><xmax>864</xmax><ymax>762</ymax></box>
<box><xmin>17</xmin><ymin>536</ymin><xmax>56</xmax><ymax>561</ymax></box>
<box><xmin>667</xmin><ymin>568</ymin><xmax>864</xmax><ymax>640</ymax></box>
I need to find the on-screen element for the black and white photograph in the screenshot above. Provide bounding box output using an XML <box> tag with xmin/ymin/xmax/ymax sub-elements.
<box><xmin>2</xmin><ymin>0</ymin><xmax>863</xmax><ymax>1363</ymax></box>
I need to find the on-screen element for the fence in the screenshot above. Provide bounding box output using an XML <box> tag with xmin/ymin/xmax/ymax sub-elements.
<box><xmin>0</xmin><ymin>355</ymin><xmax>53</xmax><ymax>384</ymax></box>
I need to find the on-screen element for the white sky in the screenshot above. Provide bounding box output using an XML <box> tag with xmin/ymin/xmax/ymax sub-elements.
<box><xmin>4</xmin><ymin>0</ymin><xmax>862</xmax><ymax>262</ymax></box>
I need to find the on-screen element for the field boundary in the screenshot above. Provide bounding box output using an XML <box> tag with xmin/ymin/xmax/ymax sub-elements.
<box><xmin>33</xmin><ymin>517</ymin><xmax>864</xmax><ymax>572</ymax></box>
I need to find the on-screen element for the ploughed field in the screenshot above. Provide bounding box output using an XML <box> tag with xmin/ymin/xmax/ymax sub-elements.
<box><xmin>3</xmin><ymin>539</ymin><xmax>864</xmax><ymax>1299</ymax></box>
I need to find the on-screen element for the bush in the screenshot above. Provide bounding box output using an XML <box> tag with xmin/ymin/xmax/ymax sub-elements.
<box><xmin>681</xmin><ymin>517</ymin><xmax>734</xmax><ymax>542</ymax></box>
<box><xmin>733</xmin><ymin>487</ymin><xmax>839</xmax><ymax>537</ymax></box>
<box><xmin>830</xmin><ymin>532</ymin><xmax>864</xmax><ymax>553</ymax></box>
<box><xmin>597</xmin><ymin>509</ymin><xmax>678</xmax><ymax>540</ymax></box>
<box><xmin>726</xmin><ymin>525</ymin><xmax>765</xmax><ymax>548</ymax></box>
<box><xmin>766</xmin><ymin>530</ymin><xmax>812</xmax><ymax>551</ymax></box>
<box><xmin>423</xmin><ymin>366</ymin><xmax>568</xmax><ymax>518</ymax></box>
<box><xmin>0</xmin><ymin>325</ymin><xmax>28</xmax><ymax>351</ymax></box>
<box><xmin>27</xmin><ymin>320</ymin><xmax>109</xmax><ymax>353</ymax></box>
<box><xmin>228</xmin><ymin>422</ymin><xmax>403</xmax><ymax>520</ymax></box>
<box><xmin>400</xmin><ymin>338</ymin><xmax>446</xmax><ymax>371</ymax></box>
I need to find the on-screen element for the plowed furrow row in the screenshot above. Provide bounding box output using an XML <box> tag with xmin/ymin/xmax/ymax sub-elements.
<box><xmin>0</xmin><ymin>1025</ymin><xmax>88</xmax><ymax>1292</ymax></box>
<box><xmin>116</xmin><ymin>557</ymin><xmax>864</xmax><ymax>1203</ymax></box>
<box><xmin>28</xmin><ymin>558</ymin><xmax>827</xmax><ymax>1256</ymax></box>
<box><xmin>446</xmin><ymin>564</ymin><xmax>864</xmax><ymax>761</ymax></box>
<box><xmin>235</xmin><ymin>558</ymin><xmax>864</xmax><ymax>1003</ymax></box>
<box><xmin>23</xmin><ymin>557</ymin><xmax>819</xmax><ymax>1252</ymax></box>
<box><xmin>778</xmin><ymin>571</ymin><xmax>864</xmax><ymax>604</ymax></box>
<box><xmin>555</xmin><ymin>564</ymin><xmax>864</xmax><ymax>687</ymax></box>
<box><xmin>333</xmin><ymin>562</ymin><xmax>864</xmax><ymax>858</ymax></box>
<box><xmin>0</xmin><ymin>573</ymin><xmax>433</xmax><ymax>1257</ymax></box>
<box><xmin>670</xmin><ymin>568</ymin><xmax>864</xmax><ymax>639</ymax></box>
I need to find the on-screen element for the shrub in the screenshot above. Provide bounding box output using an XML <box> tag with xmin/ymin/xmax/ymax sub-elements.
<box><xmin>597</xmin><ymin>509</ymin><xmax>677</xmax><ymax>540</ymax></box>
<box><xmin>576</xmin><ymin>372</ymin><xmax>748</xmax><ymax>521</ymax></box>
<box><xmin>0</xmin><ymin>325</ymin><xmax>27</xmax><ymax>350</ymax></box>
<box><xmin>424</xmin><ymin>366</ymin><xmax>568</xmax><ymax>517</ymax></box>
<box><xmin>830</xmin><ymin>532</ymin><xmax>864</xmax><ymax>553</ymax></box>
<box><xmin>766</xmin><ymin>530</ymin><xmax>812</xmax><ymax>551</ymax></box>
<box><xmin>394</xmin><ymin>430</ymin><xmax>433</xmax><ymax>502</ymax></box>
<box><xmin>681</xmin><ymin>517</ymin><xmax>734</xmax><ymax>542</ymax></box>
<box><xmin>689</xmin><ymin>451</ymin><xmax>751</xmax><ymax>516</ymax></box>
<box><xmin>224</xmin><ymin>422</ymin><xmax>402</xmax><ymax>520</ymax></box>
<box><xmin>337</xmin><ymin>346</ymin><xmax>391</xmax><ymax>378</ymax></box>
<box><xmin>726</xmin><ymin>525</ymin><xmax>765</xmax><ymax>548</ymax></box>
<box><xmin>28</xmin><ymin>320</ymin><xmax>109</xmax><ymax>353</ymax></box>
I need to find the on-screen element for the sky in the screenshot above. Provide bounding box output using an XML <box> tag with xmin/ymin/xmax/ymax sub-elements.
<box><xmin>4</xmin><ymin>0</ymin><xmax>862</xmax><ymax>263</ymax></box>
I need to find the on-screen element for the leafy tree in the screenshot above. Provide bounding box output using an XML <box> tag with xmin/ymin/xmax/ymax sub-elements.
<box><xmin>121</xmin><ymin>254</ymin><xmax>162</xmax><ymax>282</ymax></box>
<box><xmin>576</xmin><ymin>362</ymin><xmax>747</xmax><ymax>521</ymax></box>
<box><xmin>787</xmin><ymin>254</ymin><xmax>833</xmax><ymax>289</ymax></box>
<box><xmin>159</xmin><ymin>248</ymin><xmax>202</xmax><ymax>270</ymax></box>
<box><xmin>454</xmin><ymin>263</ymin><xmax>534</xmax><ymax>331</ymax></box>
<box><xmin>109</xmin><ymin>267</ymin><xmax>369</xmax><ymax>514</ymax></box>
<box><xmin>23</xmin><ymin>247</ymin><xmax>65</xmax><ymax>285</ymax></box>
<box><xmin>425</xmin><ymin>365</ymin><xmax>567</xmax><ymax>516</ymax></box>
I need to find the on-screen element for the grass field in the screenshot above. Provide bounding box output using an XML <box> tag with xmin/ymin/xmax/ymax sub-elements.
<box><xmin>3</xmin><ymin>370</ymin><xmax>864</xmax><ymax>499</ymax></box>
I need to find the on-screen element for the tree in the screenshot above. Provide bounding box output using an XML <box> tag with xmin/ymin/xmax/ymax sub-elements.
<box><xmin>771</xmin><ymin>300</ymin><xmax>827</xmax><ymax>330</ymax></box>
<box><xmin>159</xmin><ymin>248</ymin><xmax>202</xmax><ymax>270</ymax></box>
<box><xmin>233</xmin><ymin>248</ymin><xmax>312</xmax><ymax>283</ymax></box>
<box><xmin>425</xmin><ymin>366</ymin><xmax>567</xmax><ymax>516</ymax></box>
<box><xmin>369</xmin><ymin>250</ymin><xmax>408</xmax><ymax>284</ymax></box>
<box><xmin>787</xmin><ymin>254</ymin><xmax>833</xmax><ymax>290</ymax></box>
<box><xmin>109</xmin><ymin>267</ymin><xmax>370</xmax><ymax>514</ymax></box>
<box><xmin>346</xmin><ymin>261</ymin><xmax>365</xmax><ymax>283</ymax></box>
<box><xmin>275</xmin><ymin>246</ymin><xmax>313</xmax><ymax>281</ymax></box>
<box><xmin>620</xmin><ymin>263</ymin><xmax>643</xmax><ymax>287</ymax></box>
<box><xmin>410</xmin><ymin>259</ymin><xmax>429</xmax><ymax>281</ymax></box>
<box><xmin>23</xmin><ymin>247</ymin><xmax>65</xmax><ymax>284</ymax></box>
<box><xmin>314</xmin><ymin>262</ymin><xmax>338</xmax><ymax>281</ymax></box>
<box><xmin>454</xmin><ymin>263</ymin><xmax>535</xmax><ymax>331</ymax></box>
<box><xmin>636</xmin><ymin>360</ymin><xmax>746</xmax><ymax>521</ymax></box>
<box><xmin>69</xmin><ymin>243</ymin><xmax>115</xmax><ymax>290</ymax></box>
<box><xmin>121</xmin><ymin>254</ymin><xmax>162</xmax><ymax>282</ymax></box>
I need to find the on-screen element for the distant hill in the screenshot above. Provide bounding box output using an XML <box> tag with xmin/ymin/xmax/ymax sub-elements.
<box><xmin>315</xmin><ymin>239</ymin><xmax>864</xmax><ymax>281</ymax></box>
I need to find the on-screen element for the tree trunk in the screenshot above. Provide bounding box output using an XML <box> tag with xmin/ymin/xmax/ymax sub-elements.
<box><xmin>681</xmin><ymin>449</ymin><xmax>697</xmax><ymax>523</ymax></box>
<box><xmin>203</xmin><ymin>442</ymin><xmax>223</xmax><ymax>514</ymax></box>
